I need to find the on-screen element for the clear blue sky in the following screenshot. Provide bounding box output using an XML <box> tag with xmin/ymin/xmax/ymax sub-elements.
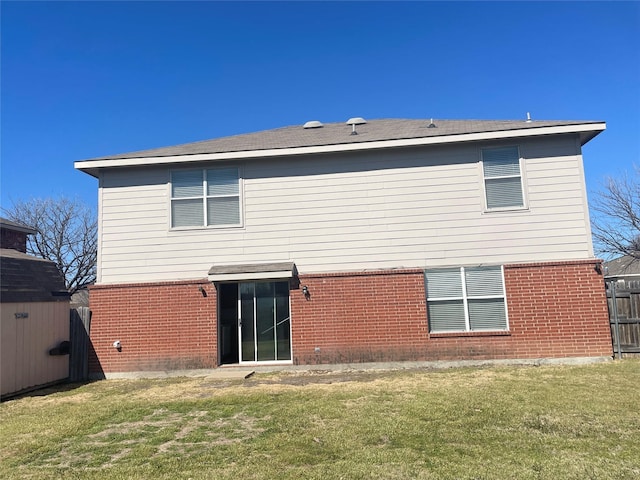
<box><xmin>1</xmin><ymin>1</ymin><xmax>639</xmax><ymax>211</ymax></box>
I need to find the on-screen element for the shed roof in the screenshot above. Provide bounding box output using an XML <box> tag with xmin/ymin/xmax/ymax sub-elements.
<box><xmin>0</xmin><ymin>249</ymin><xmax>69</xmax><ymax>303</ymax></box>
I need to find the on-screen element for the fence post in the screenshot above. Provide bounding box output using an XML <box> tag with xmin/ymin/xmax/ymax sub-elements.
<box><xmin>609</xmin><ymin>280</ymin><xmax>622</xmax><ymax>359</ymax></box>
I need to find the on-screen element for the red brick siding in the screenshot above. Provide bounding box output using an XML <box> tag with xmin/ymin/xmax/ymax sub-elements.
<box><xmin>291</xmin><ymin>270</ymin><xmax>430</xmax><ymax>364</ymax></box>
<box><xmin>88</xmin><ymin>260</ymin><xmax>612</xmax><ymax>374</ymax></box>
<box><xmin>502</xmin><ymin>260</ymin><xmax>612</xmax><ymax>358</ymax></box>
<box><xmin>88</xmin><ymin>280</ymin><xmax>217</xmax><ymax>375</ymax></box>
<box><xmin>1</xmin><ymin>229</ymin><xmax>28</xmax><ymax>253</ymax></box>
<box><xmin>291</xmin><ymin>261</ymin><xmax>612</xmax><ymax>364</ymax></box>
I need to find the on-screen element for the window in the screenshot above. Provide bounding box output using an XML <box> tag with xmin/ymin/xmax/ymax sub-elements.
<box><xmin>425</xmin><ymin>266</ymin><xmax>508</xmax><ymax>333</ymax></box>
<box><xmin>171</xmin><ymin>167</ymin><xmax>241</xmax><ymax>228</ymax></box>
<box><xmin>482</xmin><ymin>146</ymin><xmax>524</xmax><ymax>209</ymax></box>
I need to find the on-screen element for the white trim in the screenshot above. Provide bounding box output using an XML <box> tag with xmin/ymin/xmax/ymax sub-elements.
<box><xmin>575</xmin><ymin>136</ymin><xmax>594</xmax><ymax>257</ymax></box>
<box><xmin>208</xmin><ymin>270</ymin><xmax>294</xmax><ymax>282</ymax></box>
<box><xmin>460</xmin><ymin>267</ymin><xmax>470</xmax><ymax>331</ymax></box>
<box><xmin>501</xmin><ymin>265</ymin><xmax>510</xmax><ymax>332</ymax></box>
<box><xmin>75</xmin><ymin>123</ymin><xmax>607</xmax><ymax>175</ymax></box>
<box><xmin>97</xmin><ymin>171</ymin><xmax>104</xmax><ymax>283</ymax></box>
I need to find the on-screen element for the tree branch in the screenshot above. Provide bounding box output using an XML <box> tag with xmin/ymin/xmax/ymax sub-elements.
<box><xmin>2</xmin><ymin>196</ymin><xmax>97</xmax><ymax>294</ymax></box>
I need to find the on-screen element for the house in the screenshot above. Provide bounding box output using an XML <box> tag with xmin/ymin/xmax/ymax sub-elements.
<box><xmin>1</xmin><ymin>218</ymin><xmax>70</xmax><ymax>398</ymax></box>
<box><xmin>74</xmin><ymin>118</ymin><xmax>613</xmax><ymax>377</ymax></box>
<box><xmin>1</xmin><ymin>217</ymin><xmax>35</xmax><ymax>252</ymax></box>
<box><xmin>604</xmin><ymin>255</ymin><xmax>640</xmax><ymax>288</ymax></box>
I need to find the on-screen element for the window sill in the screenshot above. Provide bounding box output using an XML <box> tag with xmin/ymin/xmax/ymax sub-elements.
<box><xmin>169</xmin><ymin>224</ymin><xmax>244</xmax><ymax>232</ymax></box>
<box><xmin>429</xmin><ymin>330</ymin><xmax>511</xmax><ymax>339</ymax></box>
<box><xmin>483</xmin><ymin>206</ymin><xmax>529</xmax><ymax>214</ymax></box>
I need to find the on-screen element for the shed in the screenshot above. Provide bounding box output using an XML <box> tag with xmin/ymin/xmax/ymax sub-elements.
<box><xmin>1</xmin><ymin>247</ymin><xmax>70</xmax><ymax>398</ymax></box>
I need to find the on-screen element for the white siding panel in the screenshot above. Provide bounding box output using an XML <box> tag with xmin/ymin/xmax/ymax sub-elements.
<box><xmin>97</xmin><ymin>137</ymin><xmax>594</xmax><ymax>283</ymax></box>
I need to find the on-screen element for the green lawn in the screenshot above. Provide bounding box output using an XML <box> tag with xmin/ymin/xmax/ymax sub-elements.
<box><xmin>1</xmin><ymin>360</ymin><xmax>639</xmax><ymax>479</ymax></box>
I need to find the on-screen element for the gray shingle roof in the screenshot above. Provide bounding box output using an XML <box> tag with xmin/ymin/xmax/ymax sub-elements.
<box><xmin>0</xmin><ymin>249</ymin><xmax>69</xmax><ymax>303</ymax></box>
<box><xmin>85</xmin><ymin>118</ymin><xmax>604</xmax><ymax>161</ymax></box>
<box><xmin>0</xmin><ymin>217</ymin><xmax>36</xmax><ymax>235</ymax></box>
<box><xmin>604</xmin><ymin>255</ymin><xmax>640</xmax><ymax>277</ymax></box>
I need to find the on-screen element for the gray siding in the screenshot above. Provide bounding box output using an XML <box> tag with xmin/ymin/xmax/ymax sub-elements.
<box><xmin>96</xmin><ymin>135</ymin><xmax>593</xmax><ymax>284</ymax></box>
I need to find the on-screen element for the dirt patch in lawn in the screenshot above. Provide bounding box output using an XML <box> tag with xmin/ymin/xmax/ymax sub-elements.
<box><xmin>125</xmin><ymin>366</ymin><xmax>508</xmax><ymax>402</ymax></box>
<box><xmin>35</xmin><ymin>409</ymin><xmax>265</xmax><ymax>469</ymax></box>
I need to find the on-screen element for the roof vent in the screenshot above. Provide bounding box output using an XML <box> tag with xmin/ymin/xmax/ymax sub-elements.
<box><xmin>427</xmin><ymin>118</ymin><xmax>437</xmax><ymax>128</ymax></box>
<box><xmin>346</xmin><ymin>117</ymin><xmax>367</xmax><ymax>135</ymax></box>
<box><xmin>303</xmin><ymin>120</ymin><xmax>324</xmax><ymax>129</ymax></box>
<box><xmin>526</xmin><ymin>112</ymin><xmax>532</xmax><ymax>123</ymax></box>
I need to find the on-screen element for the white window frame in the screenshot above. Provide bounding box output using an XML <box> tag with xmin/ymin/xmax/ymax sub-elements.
<box><xmin>425</xmin><ymin>266</ymin><xmax>509</xmax><ymax>333</ymax></box>
<box><xmin>170</xmin><ymin>166</ymin><xmax>243</xmax><ymax>229</ymax></box>
<box><xmin>481</xmin><ymin>145</ymin><xmax>527</xmax><ymax>212</ymax></box>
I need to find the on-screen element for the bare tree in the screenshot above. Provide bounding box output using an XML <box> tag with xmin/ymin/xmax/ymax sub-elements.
<box><xmin>591</xmin><ymin>167</ymin><xmax>640</xmax><ymax>262</ymax></box>
<box><xmin>3</xmin><ymin>196</ymin><xmax>97</xmax><ymax>294</ymax></box>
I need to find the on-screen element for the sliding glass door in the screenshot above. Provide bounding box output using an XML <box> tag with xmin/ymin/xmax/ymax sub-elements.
<box><xmin>239</xmin><ymin>281</ymin><xmax>291</xmax><ymax>363</ymax></box>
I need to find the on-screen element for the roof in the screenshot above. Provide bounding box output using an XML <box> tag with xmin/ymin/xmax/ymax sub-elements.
<box><xmin>604</xmin><ymin>255</ymin><xmax>640</xmax><ymax>277</ymax></box>
<box><xmin>208</xmin><ymin>262</ymin><xmax>296</xmax><ymax>282</ymax></box>
<box><xmin>0</xmin><ymin>217</ymin><xmax>36</xmax><ymax>235</ymax></box>
<box><xmin>0</xmin><ymin>248</ymin><xmax>69</xmax><ymax>303</ymax></box>
<box><xmin>75</xmin><ymin>118</ymin><xmax>606</xmax><ymax>177</ymax></box>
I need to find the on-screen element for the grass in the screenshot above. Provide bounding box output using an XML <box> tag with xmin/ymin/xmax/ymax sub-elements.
<box><xmin>1</xmin><ymin>360</ymin><xmax>639</xmax><ymax>479</ymax></box>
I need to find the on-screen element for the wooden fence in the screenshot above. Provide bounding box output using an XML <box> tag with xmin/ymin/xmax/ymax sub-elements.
<box><xmin>606</xmin><ymin>279</ymin><xmax>640</xmax><ymax>357</ymax></box>
<box><xmin>69</xmin><ymin>307</ymin><xmax>91</xmax><ymax>382</ymax></box>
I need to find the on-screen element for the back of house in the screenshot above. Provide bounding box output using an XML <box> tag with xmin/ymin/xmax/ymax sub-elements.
<box><xmin>75</xmin><ymin>118</ymin><xmax>613</xmax><ymax>377</ymax></box>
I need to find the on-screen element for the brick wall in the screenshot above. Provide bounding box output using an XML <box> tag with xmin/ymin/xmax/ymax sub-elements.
<box><xmin>88</xmin><ymin>260</ymin><xmax>612</xmax><ymax>375</ymax></box>
<box><xmin>291</xmin><ymin>269</ymin><xmax>430</xmax><ymax>364</ymax></box>
<box><xmin>502</xmin><ymin>260</ymin><xmax>612</xmax><ymax>358</ymax></box>
<box><xmin>1</xmin><ymin>229</ymin><xmax>28</xmax><ymax>253</ymax></box>
<box><xmin>88</xmin><ymin>280</ymin><xmax>216</xmax><ymax>376</ymax></box>
<box><xmin>291</xmin><ymin>260</ymin><xmax>612</xmax><ymax>364</ymax></box>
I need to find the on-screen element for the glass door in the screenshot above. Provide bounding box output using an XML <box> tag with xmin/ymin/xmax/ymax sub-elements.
<box><xmin>239</xmin><ymin>281</ymin><xmax>291</xmax><ymax>363</ymax></box>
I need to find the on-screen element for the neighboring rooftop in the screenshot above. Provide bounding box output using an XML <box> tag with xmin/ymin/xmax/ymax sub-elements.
<box><xmin>0</xmin><ymin>217</ymin><xmax>36</xmax><ymax>253</ymax></box>
<box><xmin>604</xmin><ymin>255</ymin><xmax>640</xmax><ymax>277</ymax></box>
<box><xmin>0</xmin><ymin>217</ymin><xmax>36</xmax><ymax>235</ymax></box>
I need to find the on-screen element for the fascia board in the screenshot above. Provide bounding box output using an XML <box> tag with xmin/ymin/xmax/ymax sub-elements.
<box><xmin>208</xmin><ymin>270</ymin><xmax>294</xmax><ymax>282</ymax></box>
<box><xmin>75</xmin><ymin>123</ymin><xmax>606</xmax><ymax>174</ymax></box>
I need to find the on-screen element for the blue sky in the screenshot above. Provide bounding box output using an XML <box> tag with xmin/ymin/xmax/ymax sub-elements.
<box><xmin>1</xmin><ymin>1</ymin><xmax>639</xmax><ymax>212</ymax></box>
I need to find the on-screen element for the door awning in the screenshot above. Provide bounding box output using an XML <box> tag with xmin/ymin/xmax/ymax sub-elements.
<box><xmin>208</xmin><ymin>262</ymin><xmax>297</xmax><ymax>282</ymax></box>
